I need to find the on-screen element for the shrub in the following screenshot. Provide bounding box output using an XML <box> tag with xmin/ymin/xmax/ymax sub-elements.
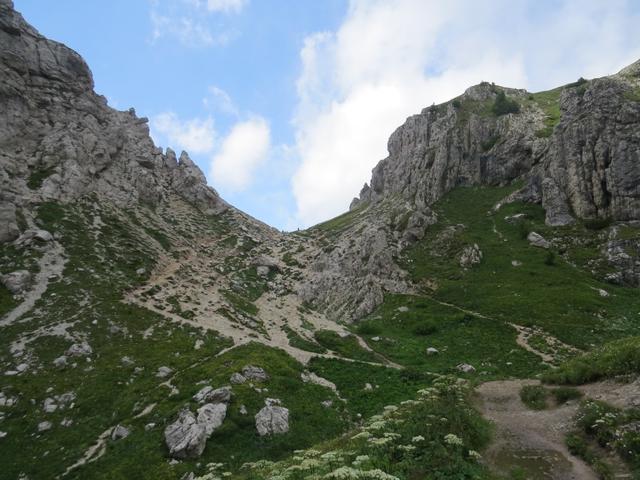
<box><xmin>551</xmin><ymin>387</ymin><xmax>583</xmax><ymax>404</ymax></box>
<box><xmin>492</xmin><ymin>91</ymin><xmax>520</xmax><ymax>116</ymax></box>
<box><xmin>356</xmin><ymin>323</ymin><xmax>382</xmax><ymax>336</ymax></box>
<box><xmin>519</xmin><ymin>384</ymin><xmax>548</xmax><ymax>410</ymax></box>
<box><xmin>543</xmin><ymin>336</ymin><xmax>640</xmax><ymax>385</ymax></box>
<box><xmin>544</xmin><ymin>251</ymin><xmax>556</xmax><ymax>266</ymax></box>
<box><xmin>584</xmin><ymin>218</ymin><xmax>612</xmax><ymax>230</ymax></box>
<box><xmin>412</xmin><ymin>322</ymin><xmax>438</xmax><ymax>336</ymax></box>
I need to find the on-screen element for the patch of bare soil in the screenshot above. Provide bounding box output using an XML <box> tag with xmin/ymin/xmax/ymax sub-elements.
<box><xmin>476</xmin><ymin>379</ymin><xmax>638</xmax><ymax>479</ymax></box>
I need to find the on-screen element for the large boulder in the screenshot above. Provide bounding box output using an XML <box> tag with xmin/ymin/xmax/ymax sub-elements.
<box><xmin>459</xmin><ymin>244</ymin><xmax>483</xmax><ymax>268</ymax></box>
<box><xmin>1</xmin><ymin>270</ymin><xmax>31</xmax><ymax>294</ymax></box>
<box><xmin>164</xmin><ymin>409</ymin><xmax>207</xmax><ymax>459</ymax></box>
<box><xmin>255</xmin><ymin>401</ymin><xmax>289</xmax><ymax>436</ymax></box>
<box><xmin>66</xmin><ymin>342</ymin><xmax>92</xmax><ymax>357</ymax></box>
<box><xmin>196</xmin><ymin>403</ymin><xmax>227</xmax><ymax>436</ymax></box>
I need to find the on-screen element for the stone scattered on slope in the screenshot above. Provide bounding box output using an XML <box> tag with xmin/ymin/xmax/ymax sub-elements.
<box><xmin>66</xmin><ymin>342</ymin><xmax>92</xmax><ymax>357</ymax></box>
<box><xmin>38</xmin><ymin>421</ymin><xmax>52</xmax><ymax>432</ymax></box>
<box><xmin>1</xmin><ymin>270</ymin><xmax>31</xmax><ymax>294</ymax></box>
<box><xmin>242</xmin><ymin>365</ymin><xmax>268</xmax><ymax>382</ymax></box>
<box><xmin>156</xmin><ymin>366</ymin><xmax>172</xmax><ymax>378</ymax></box>
<box><xmin>111</xmin><ymin>425</ymin><xmax>130</xmax><ymax>440</ymax></box>
<box><xmin>527</xmin><ymin>232</ymin><xmax>550</xmax><ymax>249</ymax></box>
<box><xmin>164</xmin><ymin>409</ymin><xmax>207</xmax><ymax>459</ymax></box>
<box><xmin>192</xmin><ymin>386</ymin><xmax>232</xmax><ymax>404</ymax></box>
<box><xmin>459</xmin><ymin>244</ymin><xmax>483</xmax><ymax>268</ymax></box>
<box><xmin>255</xmin><ymin>399</ymin><xmax>289</xmax><ymax>436</ymax></box>
<box><xmin>196</xmin><ymin>403</ymin><xmax>227</xmax><ymax>436</ymax></box>
<box><xmin>230</xmin><ymin>372</ymin><xmax>246</xmax><ymax>384</ymax></box>
<box><xmin>457</xmin><ymin>363</ymin><xmax>476</xmax><ymax>373</ymax></box>
<box><xmin>53</xmin><ymin>356</ymin><xmax>67</xmax><ymax>368</ymax></box>
<box><xmin>14</xmin><ymin>229</ymin><xmax>53</xmax><ymax>247</ymax></box>
<box><xmin>426</xmin><ymin>347</ymin><xmax>439</xmax><ymax>355</ymax></box>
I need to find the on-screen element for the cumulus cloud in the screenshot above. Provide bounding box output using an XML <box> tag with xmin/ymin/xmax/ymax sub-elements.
<box><xmin>291</xmin><ymin>0</ymin><xmax>640</xmax><ymax>227</ymax></box>
<box><xmin>210</xmin><ymin>117</ymin><xmax>271</xmax><ymax>191</ymax></box>
<box><xmin>152</xmin><ymin>112</ymin><xmax>216</xmax><ymax>154</ymax></box>
<box><xmin>206</xmin><ymin>0</ymin><xmax>248</xmax><ymax>13</ymax></box>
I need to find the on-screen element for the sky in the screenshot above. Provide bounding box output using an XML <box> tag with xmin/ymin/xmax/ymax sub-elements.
<box><xmin>14</xmin><ymin>0</ymin><xmax>640</xmax><ymax>230</ymax></box>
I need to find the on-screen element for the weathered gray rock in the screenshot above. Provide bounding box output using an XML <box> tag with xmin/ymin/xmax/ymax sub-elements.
<box><xmin>229</xmin><ymin>372</ymin><xmax>246</xmax><ymax>384</ymax></box>
<box><xmin>111</xmin><ymin>425</ymin><xmax>130</xmax><ymax>440</ymax></box>
<box><xmin>541</xmin><ymin>178</ymin><xmax>575</xmax><ymax>226</ymax></box>
<box><xmin>527</xmin><ymin>232</ymin><xmax>550</xmax><ymax>249</ymax></box>
<box><xmin>14</xmin><ymin>229</ymin><xmax>53</xmax><ymax>247</ymax></box>
<box><xmin>1</xmin><ymin>270</ymin><xmax>30</xmax><ymax>294</ymax></box>
<box><xmin>196</xmin><ymin>403</ymin><xmax>227</xmax><ymax>436</ymax></box>
<box><xmin>164</xmin><ymin>409</ymin><xmax>207</xmax><ymax>459</ymax></box>
<box><xmin>426</xmin><ymin>347</ymin><xmax>439</xmax><ymax>356</ymax></box>
<box><xmin>156</xmin><ymin>366</ymin><xmax>172</xmax><ymax>378</ymax></box>
<box><xmin>255</xmin><ymin>402</ymin><xmax>289</xmax><ymax>436</ymax></box>
<box><xmin>66</xmin><ymin>342</ymin><xmax>92</xmax><ymax>357</ymax></box>
<box><xmin>456</xmin><ymin>363</ymin><xmax>476</xmax><ymax>374</ymax></box>
<box><xmin>0</xmin><ymin>202</ymin><xmax>19</xmax><ymax>243</ymax></box>
<box><xmin>53</xmin><ymin>355</ymin><xmax>68</xmax><ymax>368</ymax></box>
<box><xmin>459</xmin><ymin>244</ymin><xmax>483</xmax><ymax>268</ymax></box>
<box><xmin>242</xmin><ymin>365</ymin><xmax>268</xmax><ymax>382</ymax></box>
<box><xmin>38</xmin><ymin>421</ymin><xmax>52</xmax><ymax>432</ymax></box>
<box><xmin>192</xmin><ymin>386</ymin><xmax>232</xmax><ymax>404</ymax></box>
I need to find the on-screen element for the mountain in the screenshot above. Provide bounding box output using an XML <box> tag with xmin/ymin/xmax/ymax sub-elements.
<box><xmin>1</xmin><ymin>1</ymin><xmax>639</xmax><ymax>479</ymax></box>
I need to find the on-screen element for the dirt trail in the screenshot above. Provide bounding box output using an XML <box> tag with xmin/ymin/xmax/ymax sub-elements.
<box><xmin>0</xmin><ymin>242</ymin><xmax>66</xmax><ymax>327</ymax></box>
<box><xmin>476</xmin><ymin>379</ymin><xmax>637</xmax><ymax>479</ymax></box>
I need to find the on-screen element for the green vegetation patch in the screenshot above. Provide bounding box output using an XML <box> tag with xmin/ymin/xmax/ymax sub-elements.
<box><xmin>27</xmin><ymin>165</ymin><xmax>57</xmax><ymax>190</ymax></box>
<box><xmin>313</xmin><ymin>330</ymin><xmax>380</xmax><ymax>363</ymax></box>
<box><xmin>529</xmin><ymin>87</ymin><xmax>562</xmax><ymax>138</ymax></box>
<box><xmin>492</xmin><ymin>90</ymin><xmax>520</xmax><ymax>116</ymax></box>
<box><xmin>543</xmin><ymin>336</ymin><xmax>640</xmax><ymax>385</ymax></box>
<box><xmin>519</xmin><ymin>385</ymin><xmax>549</xmax><ymax>410</ymax></box>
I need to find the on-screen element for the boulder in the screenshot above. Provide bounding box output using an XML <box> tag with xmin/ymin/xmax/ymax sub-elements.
<box><xmin>242</xmin><ymin>365</ymin><xmax>268</xmax><ymax>382</ymax></box>
<box><xmin>38</xmin><ymin>421</ymin><xmax>52</xmax><ymax>432</ymax></box>
<box><xmin>255</xmin><ymin>403</ymin><xmax>289</xmax><ymax>436</ymax></box>
<box><xmin>426</xmin><ymin>347</ymin><xmax>439</xmax><ymax>356</ymax></box>
<box><xmin>527</xmin><ymin>232</ymin><xmax>550</xmax><ymax>249</ymax></box>
<box><xmin>14</xmin><ymin>229</ymin><xmax>53</xmax><ymax>247</ymax></box>
<box><xmin>156</xmin><ymin>366</ymin><xmax>172</xmax><ymax>378</ymax></box>
<box><xmin>164</xmin><ymin>409</ymin><xmax>207</xmax><ymax>459</ymax></box>
<box><xmin>196</xmin><ymin>403</ymin><xmax>227</xmax><ymax>436</ymax></box>
<box><xmin>53</xmin><ymin>355</ymin><xmax>68</xmax><ymax>368</ymax></box>
<box><xmin>193</xmin><ymin>386</ymin><xmax>232</xmax><ymax>404</ymax></box>
<box><xmin>1</xmin><ymin>270</ymin><xmax>31</xmax><ymax>294</ymax></box>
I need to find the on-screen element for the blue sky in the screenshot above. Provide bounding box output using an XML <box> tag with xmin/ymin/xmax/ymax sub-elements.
<box><xmin>14</xmin><ymin>0</ymin><xmax>640</xmax><ymax>230</ymax></box>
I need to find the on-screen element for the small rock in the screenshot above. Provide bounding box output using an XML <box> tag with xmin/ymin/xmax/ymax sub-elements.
<box><xmin>426</xmin><ymin>347</ymin><xmax>439</xmax><ymax>355</ymax></box>
<box><xmin>121</xmin><ymin>356</ymin><xmax>134</xmax><ymax>366</ymax></box>
<box><xmin>459</xmin><ymin>243</ymin><xmax>483</xmax><ymax>267</ymax></box>
<box><xmin>364</xmin><ymin>383</ymin><xmax>373</xmax><ymax>391</ymax></box>
<box><xmin>111</xmin><ymin>425</ymin><xmax>130</xmax><ymax>440</ymax></box>
<box><xmin>504</xmin><ymin>213</ymin><xmax>527</xmax><ymax>224</ymax></box>
<box><xmin>597</xmin><ymin>288</ymin><xmax>609</xmax><ymax>298</ymax></box>
<box><xmin>527</xmin><ymin>232</ymin><xmax>550</xmax><ymax>249</ymax></box>
<box><xmin>53</xmin><ymin>356</ymin><xmax>67</xmax><ymax>368</ymax></box>
<box><xmin>456</xmin><ymin>363</ymin><xmax>476</xmax><ymax>374</ymax></box>
<box><xmin>194</xmin><ymin>339</ymin><xmax>204</xmax><ymax>350</ymax></box>
<box><xmin>242</xmin><ymin>365</ymin><xmax>268</xmax><ymax>382</ymax></box>
<box><xmin>38</xmin><ymin>421</ymin><xmax>52</xmax><ymax>432</ymax></box>
<box><xmin>256</xmin><ymin>265</ymin><xmax>270</xmax><ymax>277</ymax></box>
<box><xmin>145</xmin><ymin>423</ymin><xmax>156</xmax><ymax>431</ymax></box>
<box><xmin>193</xmin><ymin>386</ymin><xmax>232</xmax><ymax>404</ymax></box>
<box><xmin>135</xmin><ymin>268</ymin><xmax>146</xmax><ymax>275</ymax></box>
<box><xmin>397</xmin><ymin>306</ymin><xmax>409</xmax><ymax>313</ymax></box>
<box><xmin>66</xmin><ymin>342</ymin><xmax>92</xmax><ymax>357</ymax></box>
<box><xmin>0</xmin><ymin>431</ymin><xmax>6</xmax><ymax>439</ymax></box>
<box><xmin>511</xmin><ymin>260</ymin><xmax>522</xmax><ymax>267</ymax></box>
<box><xmin>230</xmin><ymin>372</ymin><xmax>246</xmax><ymax>384</ymax></box>
<box><xmin>156</xmin><ymin>366</ymin><xmax>172</xmax><ymax>378</ymax></box>
<box><xmin>16</xmin><ymin>363</ymin><xmax>28</xmax><ymax>373</ymax></box>
<box><xmin>43</xmin><ymin>398</ymin><xmax>57</xmax><ymax>413</ymax></box>
<box><xmin>60</xmin><ymin>418</ymin><xmax>73</xmax><ymax>427</ymax></box>
<box><xmin>239</xmin><ymin>405</ymin><xmax>247</xmax><ymax>415</ymax></box>
<box><xmin>371</xmin><ymin>336</ymin><xmax>381</xmax><ymax>342</ymax></box>
<box><xmin>321</xmin><ymin>400</ymin><xmax>333</xmax><ymax>408</ymax></box>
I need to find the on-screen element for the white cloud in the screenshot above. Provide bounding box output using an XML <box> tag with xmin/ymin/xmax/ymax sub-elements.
<box><xmin>149</xmin><ymin>0</ymin><xmax>244</xmax><ymax>47</ymax></box>
<box><xmin>291</xmin><ymin>0</ymin><xmax>640</xmax><ymax>227</ymax></box>
<box><xmin>203</xmin><ymin>85</ymin><xmax>239</xmax><ymax>116</ymax></box>
<box><xmin>206</xmin><ymin>0</ymin><xmax>248</xmax><ymax>13</ymax></box>
<box><xmin>152</xmin><ymin>112</ymin><xmax>216</xmax><ymax>154</ymax></box>
<box><xmin>210</xmin><ymin>117</ymin><xmax>271</xmax><ymax>191</ymax></box>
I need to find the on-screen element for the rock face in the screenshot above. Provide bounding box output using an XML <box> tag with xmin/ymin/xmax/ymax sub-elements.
<box><xmin>164</xmin><ymin>409</ymin><xmax>208</xmax><ymax>459</ymax></box>
<box><xmin>352</xmin><ymin>74</ymin><xmax>640</xmax><ymax>225</ymax></box>
<box><xmin>0</xmin><ymin>1</ymin><xmax>226</xmax><ymax>245</ymax></box>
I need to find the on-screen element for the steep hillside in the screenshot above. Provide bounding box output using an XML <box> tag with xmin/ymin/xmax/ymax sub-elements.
<box><xmin>1</xmin><ymin>1</ymin><xmax>639</xmax><ymax>479</ymax></box>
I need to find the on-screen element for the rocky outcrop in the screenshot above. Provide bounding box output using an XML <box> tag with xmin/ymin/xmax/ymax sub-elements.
<box><xmin>255</xmin><ymin>399</ymin><xmax>289</xmax><ymax>436</ymax></box>
<box><xmin>352</xmin><ymin>71</ymin><xmax>640</xmax><ymax>226</ymax></box>
<box><xmin>0</xmin><ymin>1</ymin><xmax>227</xmax><ymax>244</ymax></box>
<box><xmin>164</xmin><ymin>409</ymin><xmax>207</xmax><ymax>459</ymax></box>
